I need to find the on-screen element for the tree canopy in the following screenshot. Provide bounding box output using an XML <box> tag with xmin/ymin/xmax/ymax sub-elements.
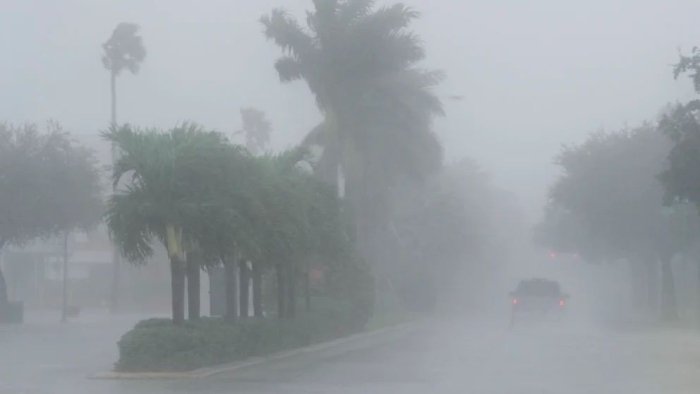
<box><xmin>262</xmin><ymin>0</ymin><xmax>444</xmax><ymax>269</ymax></box>
<box><xmin>0</xmin><ymin>122</ymin><xmax>102</xmax><ymax>305</ymax></box>
<box><xmin>102</xmin><ymin>22</ymin><xmax>146</xmax><ymax>76</ymax></box>
<box><xmin>0</xmin><ymin>122</ymin><xmax>102</xmax><ymax>249</ymax></box>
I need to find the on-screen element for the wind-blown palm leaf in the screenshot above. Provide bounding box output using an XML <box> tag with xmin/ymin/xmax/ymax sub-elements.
<box><xmin>105</xmin><ymin>184</ymin><xmax>156</xmax><ymax>264</ymax></box>
<box><xmin>337</xmin><ymin>0</ymin><xmax>375</xmax><ymax>27</ymax></box>
<box><xmin>102</xmin><ymin>22</ymin><xmax>146</xmax><ymax>75</ymax></box>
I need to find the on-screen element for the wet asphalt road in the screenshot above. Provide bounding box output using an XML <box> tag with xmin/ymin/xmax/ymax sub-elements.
<box><xmin>2</xmin><ymin>311</ymin><xmax>700</xmax><ymax>394</ymax></box>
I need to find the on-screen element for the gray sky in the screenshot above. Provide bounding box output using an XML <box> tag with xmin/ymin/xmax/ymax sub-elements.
<box><xmin>1</xmin><ymin>0</ymin><xmax>699</xmax><ymax>217</ymax></box>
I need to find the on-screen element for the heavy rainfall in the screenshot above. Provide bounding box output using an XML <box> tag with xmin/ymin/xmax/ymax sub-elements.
<box><xmin>1</xmin><ymin>1</ymin><xmax>700</xmax><ymax>393</ymax></box>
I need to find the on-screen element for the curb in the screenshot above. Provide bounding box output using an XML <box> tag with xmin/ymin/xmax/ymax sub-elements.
<box><xmin>89</xmin><ymin>321</ymin><xmax>417</xmax><ymax>380</ymax></box>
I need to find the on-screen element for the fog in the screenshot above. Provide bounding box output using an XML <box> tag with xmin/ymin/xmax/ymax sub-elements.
<box><xmin>3</xmin><ymin>0</ymin><xmax>699</xmax><ymax>213</ymax></box>
<box><xmin>2</xmin><ymin>0</ymin><xmax>700</xmax><ymax>393</ymax></box>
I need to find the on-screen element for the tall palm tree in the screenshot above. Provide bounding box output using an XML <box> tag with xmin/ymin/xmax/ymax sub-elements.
<box><xmin>261</xmin><ymin>0</ymin><xmax>443</xmax><ymax>265</ymax></box>
<box><xmin>104</xmin><ymin>124</ymin><xmax>231</xmax><ymax>325</ymax></box>
<box><xmin>102</xmin><ymin>22</ymin><xmax>146</xmax><ymax>127</ymax></box>
<box><xmin>102</xmin><ymin>22</ymin><xmax>146</xmax><ymax>313</ymax></box>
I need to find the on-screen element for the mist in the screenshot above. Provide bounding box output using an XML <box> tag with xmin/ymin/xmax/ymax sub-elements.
<box><xmin>2</xmin><ymin>0</ymin><xmax>700</xmax><ymax>393</ymax></box>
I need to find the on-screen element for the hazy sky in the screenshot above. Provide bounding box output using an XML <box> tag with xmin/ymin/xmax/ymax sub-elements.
<box><xmin>1</xmin><ymin>0</ymin><xmax>699</xmax><ymax>217</ymax></box>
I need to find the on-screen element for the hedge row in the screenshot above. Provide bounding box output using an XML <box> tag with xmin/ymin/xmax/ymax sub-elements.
<box><xmin>116</xmin><ymin>300</ymin><xmax>367</xmax><ymax>372</ymax></box>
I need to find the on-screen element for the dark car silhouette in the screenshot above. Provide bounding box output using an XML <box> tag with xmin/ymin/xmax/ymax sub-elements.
<box><xmin>509</xmin><ymin>278</ymin><xmax>569</xmax><ymax>327</ymax></box>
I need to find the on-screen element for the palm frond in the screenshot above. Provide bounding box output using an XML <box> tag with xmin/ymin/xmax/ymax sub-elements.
<box><xmin>274</xmin><ymin>56</ymin><xmax>304</xmax><ymax>82</ymax></box>
<box><xmin>337</xmin><ymin>0</ymin><xmax>375</xmax><ymax>27</ymax></box>
<box><xmin>261</xmin><ymin>9</ymin><xmax>315</xmax><ymax>60</ymax></box>
<box><xmin>356</xmin><ymin>3</ymin><xmax>419</xmax><ymax>35</ymax></box>
<box><xmin>102</xmin><ymin>22</ymin><xmax>146</xmax><ymax>75</ymax></box>
<box><xmin>105</xmin><ymin>185</ymin><xmax>156</xmax><ymax>264</ymax></box>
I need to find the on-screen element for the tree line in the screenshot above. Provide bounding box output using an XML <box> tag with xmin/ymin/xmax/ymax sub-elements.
<box><xmin>1</xmin><ymin>0</ymin><xmax>514</xmax><ymax>323</ymax></box>
<box><xmin>537</xmin><ymin>48</ymin><xmax>700</xmax><ymax>320</ymax></box>
<box><xmin>104</xmin><ymin>123</ymin><xmax>362</xmax><ymax>325</ymax></box>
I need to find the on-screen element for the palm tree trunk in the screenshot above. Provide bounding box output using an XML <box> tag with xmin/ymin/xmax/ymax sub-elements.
<box><xmin>304</xmin><ymin>268</ymin><xmax>311</xmax><ymax>312</ymax></box>
<box><xmin>0</xmin><ymin>240</ymin><xmax>8</xmax><ymax>306</ymax></box>
<box><xmin>644</xmin><ymin>256</ymin><xmax>658</xmax><ymax>312</ymax></box>
<box><xmin>697</xmin><ymin>263</ymin><xmax>700</xmax><ymax>315</ymax></box>
<box><xmin>170</xmin><ymin>257</ymin><xmax>186</xmax><ymax>325</ymax></box>
<box><xmin>186</xmin><ymin>256</ymin><xmax>200</xmax><ymax>320</ymax></box>
<box><xmin>252</xmin><ymin>262</ymin><xmax>263</xmax><ymax>318</ymax></box>
<box><xmin>660</xmin><ymin>256</ymin><xmax>678</xmax><ymax>321</ymax></box>
<box><xmin>0</xmin><ymin>267</ymin><xmax>7</xmax><ymax>307</ymax></box>
<box><xmin>61</xmin><ymin>231</ymin><xmax>69</xmax><ymax>323</ymax></box>
<box><xmin>110</xmin><ymin>71</ymin><xmax>117</xmax><ymax>126</ymax></box>
<box><xmin>628</xmin><ymin>256</ymin><xmax>645</xmax><ymax>311</ymax></box>
<box><xmin>276</xmin><ymin>264</ymin><xmax>286</xmax><ymax>319</ymax></box>
<box><xmin>109</xmin><ymin>249</ymin><xmax>120</xmax><ymax>314</ymax></box>
<box><xmin>224</xmin><ymin>260</ymin><xmax>238</xmax><ymax>321</ymax></box>
<box><xmin>109</xmin><ymin>70</ymin><xmax>120</xmax><ymax>315</ymax></box>
<box><xmin>239</xmin><ymin>262</ymin><xmax>250</xmax><ymax>318</ymax></box>
<box><xmin>287</xmin><ymin>264</ymin><xmax>296</xmax><ymax>319</ymax></box>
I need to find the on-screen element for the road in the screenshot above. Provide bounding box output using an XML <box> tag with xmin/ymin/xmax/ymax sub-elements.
<box><xmin>2</xmin><ymin>311</ymin><xmax>700</xmax><ymax>393</ymax></box>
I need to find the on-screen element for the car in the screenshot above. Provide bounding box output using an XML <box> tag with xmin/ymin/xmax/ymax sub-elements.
<box><xmin>509</xmin><ymin>278</ymin><xmax>569</xmax><ymax>327</ymax></box>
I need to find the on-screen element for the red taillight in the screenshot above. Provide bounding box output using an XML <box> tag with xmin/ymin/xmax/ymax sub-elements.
<box><xmin>512</xmin><ymin>298</ymin><xmax>518</xmax><ymax>305</ymax></box>
<box><xmin>559</xmin><ymin>299</ymin><xmax>565</xmax><ymax>307</ymax></box>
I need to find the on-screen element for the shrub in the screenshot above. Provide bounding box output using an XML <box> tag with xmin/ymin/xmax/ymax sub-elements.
<box><xmin>116</xmin><ymin>299</ymin><xmax>366</xmax><ymax>372</ymax></box>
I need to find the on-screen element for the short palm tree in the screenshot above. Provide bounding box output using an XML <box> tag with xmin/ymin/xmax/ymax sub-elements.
<box><xmin>104</xmin><ymin>123</ymin><xmax>231</xmax><ymax>324</ymax></box>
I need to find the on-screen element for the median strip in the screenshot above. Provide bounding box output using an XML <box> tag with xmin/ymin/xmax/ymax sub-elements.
<box><xmin>89</xmin><ymin>321</ymin><xmax>416</xmax><ymax>380</ymax></box>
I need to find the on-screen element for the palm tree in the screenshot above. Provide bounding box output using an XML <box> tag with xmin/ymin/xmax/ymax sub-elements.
<box><xmin>104</xmin><ymin>123</ymin><xmax>231</xmax><ymax>325</ymax></box>
<box><xmin>102</xmin><ymin>22</ymin><xmax>146</xmax><ymax>313</ymax></box>
<box><xmin>261</xmin><ymin>0</ymin><xmax>443</xmax><ymax>265</ymax></box>
<box><xmin>102</xmin><ymin>22</ymin><xmax>146</xmax><ymax>127</ymax></box>
<box><xmin>237</xmin><ymin>108</ymin><xmax>272</xmax><ymax>155</ymax></box>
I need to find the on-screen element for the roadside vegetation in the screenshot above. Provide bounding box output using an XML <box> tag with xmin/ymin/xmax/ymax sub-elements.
<box><xmin>8</xmin><ymin>0</ymin><xmax>700</xmax><ymax>375</ymax></box>
<box><xmin>537</xmin><ymin>47</ymin><xmax>700</xmax><ymax>322</ymax></box>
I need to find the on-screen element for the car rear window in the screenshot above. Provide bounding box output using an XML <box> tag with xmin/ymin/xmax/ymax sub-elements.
<box><xmin>516</xmin><ymin>280</ymin><xmax>561</xmax><ymax>296</ymax></box>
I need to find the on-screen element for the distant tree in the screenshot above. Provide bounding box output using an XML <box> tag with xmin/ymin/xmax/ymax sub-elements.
<box><xmin>659</xmin><ymin>96</ymin><xmax>700</xmax><ymax>208</ymax></box>
<box><xmin>237</xmin><ymin>108</ymin><xmax>272</xmax><ymax>155</ymax></box>
<box><xmin>542</xmin><ymin>125</ymin><xmax>684</xmax><ymax>318</ymax></box>
<box><xmin>658</xmin><ymin>50</ymin><xmax>700</xmax><ymax>312</ymax></box>
<box><xmin>673</xmin><ymin>47</ymin><xmax>700</xmax><ymax>93</ymax></box>
<box><xmin>391</xmin><ymin>159</ymin><xmax>518</xmax><ymax>312</ymax></box>
<box><xmin>102</xmin><ymin>22</ymin><xmax>146</xmax><ymax>127</ymax></box>
<box><xmin>0</xmin><ymin>122</ymin><xmax>102</xmax><ymax>311</ymax></box>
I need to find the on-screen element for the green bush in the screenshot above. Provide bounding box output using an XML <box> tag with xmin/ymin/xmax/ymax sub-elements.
<box><xmin>116</xmin><ymin>299</ymin><xmax>366</xmax><ymax>372</ymax></box>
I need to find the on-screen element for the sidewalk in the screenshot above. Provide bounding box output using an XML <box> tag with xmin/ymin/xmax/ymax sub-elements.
<box><xmin>0</xmin><ymin>309</ymin><xmax>153</xmax><ymax>393</ymax></box>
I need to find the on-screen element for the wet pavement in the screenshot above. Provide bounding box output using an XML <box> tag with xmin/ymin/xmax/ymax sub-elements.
<box><xmin>2</xmin><ymin>310</ymin><xmax>700</xmax><ymax>393</ymax></box>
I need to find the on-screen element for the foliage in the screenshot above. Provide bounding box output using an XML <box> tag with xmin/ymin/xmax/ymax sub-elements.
<box><xmin>262</xmin><ymin>0</ymin><xmax>444</xmax><ymax>269</ymax></box>
<box><xmin>390</xmin><ymin>159</ymin><xmax>518</xmax><ymax>311</ymax></box>
<box><xmin>116</xmin><ymin>300</ymin><xmax>367</xmax><ymax>372</ymax></box>
<box><xmin>105</xmin><ymin>123</ymin><xmax>365</xmax><ymax>322</ymax></box>
<box><xmin>0</xmin><ymin>121</ymin><xmax>102</xmax><ymax>306</ymax></box>
<box><xmin>658</xmin><ymin>101</ymin><xmax>700</xmax><ymax>211</ymax></box>
<box><xmin>102</xmin><ymin>23</ymin><xmax>146</xmax><ymax>76</ymax></box>
<box><xmin>104</xmin><ymin>123</ymin><xmax>247</xmax><ymax>323</ymax></box>
<box><xmin>673</xmin><ymin>47</ymin><xmax>700</xmax><ymax>94</ymax></box>
<box><xmin>0</xmin><ymin>122</ymin><xmax>102</xmax><ymax>248</ymax></box>
<box><xmin>104</xmin><ymin>123</ymin><xmax>238</xmax><ymax>264</ymax></box>
<box><xmin>659</xmin><ymin>47</ymin><xmax>700</xmax><ymax>214</ymax></box>
<box><xmin>538</xmin><ymin>124</ymin><xmax>700</xmax><ymax>318</ymax></box>
<box><xmin>237</xmin><ymin>108</ymin><xmax>272</xmax><ymax>154</ymax></box>
<box><xmin>542</xmin><ymin>126</ymin><xmax>671</xmax><ymax>261</ymax></box>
